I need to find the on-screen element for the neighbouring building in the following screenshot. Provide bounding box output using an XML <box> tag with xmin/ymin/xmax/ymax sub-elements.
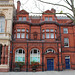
<box><xmin>0</xmin><ymin>0</ymin><xmax>14</xmax><ymax>72</ymax></box>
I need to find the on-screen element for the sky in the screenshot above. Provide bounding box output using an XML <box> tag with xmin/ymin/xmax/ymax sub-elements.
<box><xmin>14</xmin><ymin>0</ymin><xmax>74</xmax><ymax>16</ymax></box>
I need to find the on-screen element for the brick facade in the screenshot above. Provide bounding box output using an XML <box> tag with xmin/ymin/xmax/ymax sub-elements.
<box><xmin>9</xmin><ymin>1</ymin><xmax>75</xmax><ymax>72</ymax></box>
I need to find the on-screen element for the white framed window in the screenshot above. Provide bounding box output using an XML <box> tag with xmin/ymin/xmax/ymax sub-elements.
<box><xmin>15</xmin><ymin>48</ymin><xmax>25</xmax><ymax>62</ymax></box>
<box><xmin>63</xmin><ymin>28</ymin><xmax>68</xmax><ymax>34</ymax></box>
<box><xmin>17</xmin><ymin>33</ymin><xmax>20</xmax><ymax>38</ymax></box>
<box><xmin>22</xmin><ymin>29</ymin><xmax>25</xmax><ymax>32</ymax></box>
<box><xmin>0</xmin><ymin>16</ymin><xmax>5</xmax><ymax>33</ymax></box>
<box><xmin>50</xmin><ymin>29</ymin><xmax>54</xmax><ymax>32</ymax></box>
<box><xmin>45</xmin><ymin>17</ymin><xmax>48</xmax><ymax>21</ymax></box>
<box><xmin>51</xmin><ymin>33</ymin><xmax>54</xmax><ymax>38</ymax></box>
<box><xmin>19</xmin><ymin>17</ymin><xmax>22</xmax><ymax>21</ymax></box>
<box><xmin>49</xmin><ymin>17</ymin><xmax>52</xmax><ymax>21</ymax></box>
<box><xmin>46</xmin><ymin>33</ymin><xmax>49</xmax><ymax>38</ymax></box>
<box><xmin>17</xmin><ymin>29</ymin><xmax>20</xmax><ymax>32</ymax></box>
<box><xmin>42</xmin><ymin>33</ymin><xmax>45</xmax><ymax>39</ymax></box>
<box><xmin>64</xmin><ymin>38</ymin><xmax>69</xmax><ymax>47</ymax></box>
<box><xmin>23</xmin><ymin>17</ymin><xmax>26</xmax><ymax>21</ymax></box>
<box><xmin>30</xmin><ymin>48</ymin><xmax>40</xmax><ymax>64</ymax></box>
<box><xmin>21</xmin><ymin>33</ymin><xmax>25</xmax><ymax>38</ymax></box>
<box><xmin>46</xmin><ymin>29</ymin><xmax>49</xmax><ymax>32</ymax></box>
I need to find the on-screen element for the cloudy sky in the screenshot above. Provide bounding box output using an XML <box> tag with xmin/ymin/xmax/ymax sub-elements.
<box><xmin>14</xmin><ymin>0</ymin><xmax>74</xmax><ymax>16</ymax></box>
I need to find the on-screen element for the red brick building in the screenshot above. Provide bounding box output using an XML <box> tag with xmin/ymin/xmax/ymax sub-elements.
<box><xmin>10</xmin><ymin>1</ymin><xmax>75</xmax><ymax>71</ymax></box>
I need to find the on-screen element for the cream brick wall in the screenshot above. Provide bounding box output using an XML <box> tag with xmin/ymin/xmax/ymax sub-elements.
<box><xmin>0</xmin><ymin>0</ymin><xmax>14</xmax><ymax>45</ymax></box>
<box><xmin>0</xmin><ymin>0</ymin><xmax>14</xmax><ymax>69</ymax></box>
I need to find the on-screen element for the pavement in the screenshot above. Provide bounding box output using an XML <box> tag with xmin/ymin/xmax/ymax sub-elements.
<box><xmin>0</xmin><ymin>70</ymin><xmax>75</xmax><ymax>75</ymax></box>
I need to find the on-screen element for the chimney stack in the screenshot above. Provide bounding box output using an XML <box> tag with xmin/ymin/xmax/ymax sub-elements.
<box><xmin>17</xmin><ymin>0</ymin><xmax>21</xmax><ymax>13</ymax></box>
<box><xmin>51</xmin><ymin>8</ymin><xmax>56</xmax><ymax>13</ymax></box>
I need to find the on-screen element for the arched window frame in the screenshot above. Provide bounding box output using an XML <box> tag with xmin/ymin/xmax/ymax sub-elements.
<box><xmin>0</xmin><ymin>16</ymin><xmax>5</xmax><ymax>33</ymax></box>
<box><xmin>46</xmin><ymin>48</ymin><xmax>55</xmax><ymax>53</ymax></box>
<box><xmin>30</xmin><ymin>48</ymin><xmax>40</xmax><ymax>64</ymax></box>
<box><xmin>15</xmin><ymin>48</ymin><xmax>25</xmax><ymax>62</ymax></box>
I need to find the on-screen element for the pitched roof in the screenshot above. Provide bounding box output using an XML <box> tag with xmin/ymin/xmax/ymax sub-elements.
<box><xmin>17</xmin><ymin>10</ymin><xmax>29</xmax><ymax>14</ymax></box>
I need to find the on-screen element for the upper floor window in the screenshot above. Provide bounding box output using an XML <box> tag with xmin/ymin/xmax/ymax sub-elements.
<box><xmin>0</xmin><ymin>16</ymin><xmax>5</xmax><ymax>33</ymax></box>
<box><xmin>23</xmin><ymin>17</ymin><xmax>26</xmax><ymax>21</ymax></box>
<box><xmin>49</xmin><ymin>17</ymin><xmax>52</xmax><ymax>21</ymax></box>
<box><xmin>51</xmin><ymin>33</ymin><xmax>54</xmax><ymax>38</ymax></box>
<box><xmin>45</xmin><ymin>17</ymin><xmax>48</xmax><ymax>21</ymax></box>
<box><xmin>64</xmin><ymin>38</ymin><xmax>69</xmax><ymax>47</ymax></box>
<box><xmin>17</xmin><ymin>29</ymin><xmax>20</xmax><ymax>32</ymax></box>
<box><xmin>46</xmin><ymin>29</ymin><xmax>49</xmax><ymax>32</ymax></box>
<box><xmin>19</xmin><ymin>17</ymin><xmax>22</xmax><ymax>21</ymax></box>
<box><xmin>22</xmin><ymin>29</ymin><xmax>25</xmax><ymax>32</ymax></box>
<box><xmin>50</xmin><ymin>29</ymin><xmax>54</xmax><ymax>32</ymax></box>
<box><xmin>63</xmin><ymin>28</ymin><xmax>68</xmax><ymax>34</ymax></box>
<box><xmin>42</xmin><ymin>29</ymin><xmax>45</xmax><ymax>32</ymax></box>
<box><xmin>46</xmin><ymin>33</ymin><xmax>49</xmax><ymax>38</ymax></box>
<box><xmin>15</xmin><ymin>29</ymin><xmax>29</xmax><ymax>39</ymax></box>
<box><xmin>26</xmin><ymin>29</ymin><xmax>29</xmax><ymax>32</ymax></box>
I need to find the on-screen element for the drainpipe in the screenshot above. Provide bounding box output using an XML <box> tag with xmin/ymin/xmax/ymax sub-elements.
<box><xmin>42</xmin><ymin>42</ymin><xmax>44</xmax><ymax>71</ymax></box>
<box><xmin>59</xmin><ymin>25</ymin><xmax>63</xmax><ymax>71</ymax></box>
<box><xmin>10</xmin><ymin>36</ymin><xmax>13</xmax><ymax>71</ymax></box>
<box><xmin>26</xmin><ymin>42</ymin><xmax>28</xmax><ymax>72</ymax></box>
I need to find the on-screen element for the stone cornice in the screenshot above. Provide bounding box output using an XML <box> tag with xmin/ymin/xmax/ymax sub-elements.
<box><xmin>0</xmin><ymin>3</ymin><xmax>14</xmax><ymax>6</ymax></box>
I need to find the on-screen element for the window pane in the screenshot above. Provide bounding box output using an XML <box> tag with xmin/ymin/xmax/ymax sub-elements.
<box><xmin>26</xmin><ymin>34</ymin><xmax>28</xmax><ymax>39</ymax></box>
<box><xmin>21</xmin><ymin>33</ymin><xmax>25</xmax><ymax>38</ymax></box>
<box><xmin>26</xmin><ymin>29</ymin><xmax>29</xmax><ymax>32</ymax></box>
<box><xmin>42</xmin><ymin>29</ymin><xmax>45</xmax><ymax>32</ymax></box>
<box><xmin>19</xmin><ymin>17</ymin><xmax>22</xmax><ymax>21</ymax></box>
<box><xmin>46</xmin><ymin>33</ymin><xmax>49</xmax><ymax>38</ymax></box>
<box><xmin>34</xmin><ymin>50</ymin><xmax>37</xmax><ymax>54</ymax></box>
<box><xmin>51</xmin><ymin>33</ymin><xmax>54</xmax><ymax>38</ymax></box>
<box><xmin>42</xmin><ymin>33</ymin><xmax>45</xmax><ymax>39</ymax></box>
<box><xmin>50</xmin><ymin>29</ymin><xmax>54</xmax><ymax>32</ymax></box>
<box><xmin>17</xmin><ymin>29</ymin><xmax>20</xmax><ymax>32</ymax></box>
<box><xmin>49</xmin><ymin>17</ymin><xmax>52</xmax><ymax>21</ymax></box>
<box><xmin>17</xmin><ymin>33</ymin><xmax>20</xmax><ymax>38</ymax></box>
<box><xmin>19</xmin><ymin>49</ymin><xmax>22</xmax><ymax>53</ymax></box>
<box><xmin>45</xmin><ymin>17</ymin><xmax>48</xmax><ymax>21</ymax></box>
<box><xmin>22</xmin><ymin>29</ymin><xmax>25</xmax><ymax>32</ymax></box>
<box><xmin>63</xmin><ymin>28</ymin><xmax>68</xmax><ymax>33</ymax></box>
<box><xmin>64</xmin><ymin>38</ymin><xmax>69</xmax><ymax>47</ymax></box>
<box><xmin>23</xmin><ymin>17</ymin><xmax>26</xmax><ymax>21</ymax></box>
<box><xmin>55</xmin><ymin>33</ymin><xmax>56</xmax><ymax>38</ymax></box>
<box><xmin>46</xmin><ymin>29</ymin><xmax>49</xmax><ymax>32</ymax></box>
<box><xmin>0</xmin><ymin>16</ymin><xmax>5</xmax><ymax>33</ymax></box>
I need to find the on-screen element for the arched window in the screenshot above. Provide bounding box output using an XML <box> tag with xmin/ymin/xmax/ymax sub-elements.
<box><xmin>46</xmin><ymin>48</ymin><xmax>55</xmax><ymax>53</ymax></box>
<box><xmin>0</xmin><ymin>16</ymin><xmax>5</xmax><ymax>33</ymax></box>
<box><xmin>30</xmin><ymin>48</ymin><xmax>40</xmax><ymax>63</ymax></box>
<box><xmin>15</xmin><ymin>48</ymin><xmax>25</xmax><ymax>62</ymax></box>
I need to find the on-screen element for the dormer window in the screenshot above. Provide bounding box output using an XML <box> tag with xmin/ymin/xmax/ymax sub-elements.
<box><xmin>49</xmin><ymin>17</ymin><xmax>52</xmax><ymax>21</ymax></box>
<box><xmin>19</xmin><ymin>17</ymin><xmax>22</xmax><ymax>21</ymax></box>
<box><xmin>45</xmin><ymin>17</ymin><xmax>48</xmax><ymax>21</ymax></box>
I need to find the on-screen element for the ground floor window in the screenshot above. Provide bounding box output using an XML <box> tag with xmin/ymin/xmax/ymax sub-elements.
<box><xmin>30</xmin><ymin>48</ymin><xmax>40</xmax><ymax>64</ymax></box>
<box><xmin>15</xmin><ymin>48</ymin><xmax>25</xmax><ymax>62</ymax></box>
